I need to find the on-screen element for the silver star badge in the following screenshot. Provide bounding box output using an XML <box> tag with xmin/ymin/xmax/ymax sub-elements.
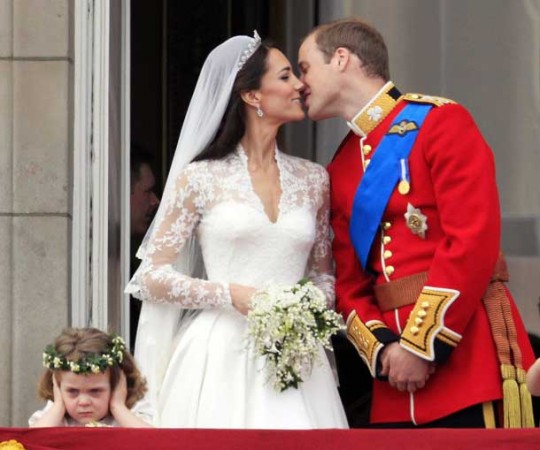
<box><xmin>404</xmin><ymin>203</ymin><xmax>427</xmax><ymax>239</ymax></box>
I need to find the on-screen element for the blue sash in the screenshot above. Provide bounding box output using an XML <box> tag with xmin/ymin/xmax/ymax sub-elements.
<box><xmin>350</xmin><ymin>103</ymin><xmax>432</xmax><ymax>269</ymax></box>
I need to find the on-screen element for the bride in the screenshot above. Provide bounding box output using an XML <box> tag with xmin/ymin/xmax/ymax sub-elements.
<box><xmin>126</xmin><ymin>31</ymin><xmax>348</xmax><ymax>429</ymax></box>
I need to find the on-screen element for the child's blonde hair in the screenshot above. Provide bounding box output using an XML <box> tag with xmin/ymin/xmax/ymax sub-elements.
<box><xmin>38</xmin><ymin>327</ymin><xmax>147</xmax><ymax>409</ymax></box>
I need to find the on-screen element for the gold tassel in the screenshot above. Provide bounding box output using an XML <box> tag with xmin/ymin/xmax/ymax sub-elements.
<box><xmin>517</xmin><ymin>368</ymin><xmax>535</xmax><ymax>427</ymax></box>
<box><xmin>501</xmin><ymin>364</ymin><xmax>521</xmax><ymax>428</ymax></box>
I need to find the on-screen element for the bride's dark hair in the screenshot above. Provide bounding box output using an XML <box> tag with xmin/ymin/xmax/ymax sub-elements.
<box><xmin>194</xmin><ymin>42</ymin><xmax>272</xmax><ymax>162</ymax></box>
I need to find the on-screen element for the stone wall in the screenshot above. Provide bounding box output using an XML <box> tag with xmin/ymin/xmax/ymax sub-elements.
<box><xmin>0</xmin><ymin>0</ymin><xmax>72</xmax><ymax>426</ymax></box>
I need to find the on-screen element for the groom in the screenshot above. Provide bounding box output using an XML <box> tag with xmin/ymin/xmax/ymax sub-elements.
<box><xmin>298</xmin><ymin>18</ymin><xmax>535</xmax><ymax>428</ymax></box>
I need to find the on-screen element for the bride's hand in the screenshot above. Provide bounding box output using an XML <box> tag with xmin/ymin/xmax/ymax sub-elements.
<box><xmin>229</xmin><ymin>284</ymin><xmax>257</xmax><ymax>315</ymax></box>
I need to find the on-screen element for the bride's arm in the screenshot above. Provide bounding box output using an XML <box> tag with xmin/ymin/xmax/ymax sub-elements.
<box><xmin>133</xmin><ymin>165</ymin><xmax>232</xmax><ymax>308</ymax></box>
<box><xmin>306</xmin><ymin>167</ymin><xmax>336</xmax><ymax>309</ymax></box>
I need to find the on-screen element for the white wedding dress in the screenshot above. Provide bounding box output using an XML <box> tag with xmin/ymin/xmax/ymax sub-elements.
<box><xmin>130</xmin><ymin>146</ymin><xmax>348</xmax><ymax>429</ymax></box>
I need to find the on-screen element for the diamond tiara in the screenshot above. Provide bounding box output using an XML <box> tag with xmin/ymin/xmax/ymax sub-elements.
<box><xmin>238</xmin><ymin>30</ymin><xmax>262</xmax><ymax>69</ymax></box>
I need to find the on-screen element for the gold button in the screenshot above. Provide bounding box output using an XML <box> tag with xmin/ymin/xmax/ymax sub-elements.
<box><xmin>421</xmin><ymin>301</ymin><xmax>430</xmax><ymax>308</ymax></box>
<box><xmin>383</xmin><ymin>250</ymin><xmax>392</xmax><ymax>259</ymax></box>
<box><xmin>385</xmin><ymin>265</ymin><xmax>395</xmax><ymax>276</ymax></box>
<box><xmin>418</xmin><ymin>310</ymin><xmax>427</xmax><ymax>318</ymax></box>
<box><xmin>363</xmin><ymin>144</ymin><xmax>372</xmax><ymax>155</ymax></box>
<box><xmin>383</xmin><ymin>236</ymin><xmax>392</xmax><ymax>245</ymax></box>
<box><xmin>410</xmin><ymin>326</ymin><xmax>419</xmax><ymax>335</ymax></box>
<box><xmin>382</xmin><ymin>222</ymin><xmax>392</xmax><ymax>230</ymax></box>
<box><xmin>414</xmin><ymin>317</ymin><xmax>424</xmax><ymax>326</ymax></box>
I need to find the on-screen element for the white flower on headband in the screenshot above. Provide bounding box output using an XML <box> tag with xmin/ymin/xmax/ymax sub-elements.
<box><xmin>42</xmin><ymin>335</ymin><xmax>127</xmax><ymax>375</ymax></box>
<box><xmin>238</xmin><ymin>30</ymin><xmax>262</xmax><ymax>69</ymax></box>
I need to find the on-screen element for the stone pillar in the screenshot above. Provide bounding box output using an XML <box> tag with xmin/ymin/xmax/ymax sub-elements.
<box><xmin>0</xmin><ymin>0</ymin><xmax>72</xmax><ymax>426</ymax></box>
<box><xmin>0</xmin><ymin>0</ymin><xmax>14</xmax><ymax>426</ymax></box>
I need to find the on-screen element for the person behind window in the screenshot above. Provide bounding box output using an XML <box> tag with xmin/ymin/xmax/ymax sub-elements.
<box><xmin>129</xmin><ymin>147</ymin><xmax>160</xmax><ymax>350</ymax></box>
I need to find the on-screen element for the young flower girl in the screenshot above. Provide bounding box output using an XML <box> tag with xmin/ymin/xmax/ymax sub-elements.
<box><xmin>29</xmin><ymin>327</ymin><xmax>152</xmax><ymax>427</ymax></box>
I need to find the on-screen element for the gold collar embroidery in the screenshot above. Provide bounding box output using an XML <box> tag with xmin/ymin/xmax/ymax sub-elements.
<box><xmin>347</xmin><ymin>82</ymin><xmax>400</xmax><ymax>137</ymax></box>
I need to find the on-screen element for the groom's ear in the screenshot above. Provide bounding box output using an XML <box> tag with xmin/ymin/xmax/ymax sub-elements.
<box><xmin>332</xmin><ymin>47</ymin><xmax>352</xmax><ymax>72</ymax></box>
<box><xmin>240</xmin><ymin>90</ymin><xmax>261</xmax><ymax>108</ymax></box>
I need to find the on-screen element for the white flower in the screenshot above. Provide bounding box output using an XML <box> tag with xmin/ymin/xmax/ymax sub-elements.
<box><xmin>70</xmin><ymin>362</ymin><xmax>80</xmax><ymax>373</ymax></box>
<box><xmin>53</xmin><ymin>357</ymin><xmax>62</xmax><ymax>368</ymax></box>
<box><xmin>277</xmin><ymin>291</ymin><xmax>300</xmax><ymax>308</ymax></box>
<box><xmin>91</xmin><ymin>364</ymin><xmax>101</xmax><ymax>374</ymax></box>
<box><xmin>246</xmin><ymin>280</ymin><xmax>343</xmax><ymax>392</ymax></box>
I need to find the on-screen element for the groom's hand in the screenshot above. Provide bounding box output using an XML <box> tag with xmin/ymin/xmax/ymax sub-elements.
<box><xmin>380</xmin><ymin>342</ymin><xmax>434</xmax><ymax>393</ymax></box>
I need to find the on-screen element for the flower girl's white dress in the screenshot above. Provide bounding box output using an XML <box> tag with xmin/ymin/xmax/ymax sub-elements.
<box><xmin>129</xmin><ymin>147</ymin><xmax>348</xmax><ymax>429</ymax></box>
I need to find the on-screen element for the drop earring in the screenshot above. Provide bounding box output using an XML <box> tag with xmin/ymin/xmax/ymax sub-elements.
<box><xmin>256</xmin><ymin>105</ymin><xmax>264</xmax><ymax>118</ymax></box>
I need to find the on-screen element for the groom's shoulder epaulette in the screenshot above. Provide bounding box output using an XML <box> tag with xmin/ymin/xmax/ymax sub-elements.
<box><xmin>402</xmin><ymin>93</ymin><xmax>456</xmax><ymax>107</ymax></box>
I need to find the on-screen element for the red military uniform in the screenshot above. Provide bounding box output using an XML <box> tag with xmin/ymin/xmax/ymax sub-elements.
<box><xmin>329</xmin><ymin>82</ymin><xmax>534</xmax><ymax>425</ymax></box>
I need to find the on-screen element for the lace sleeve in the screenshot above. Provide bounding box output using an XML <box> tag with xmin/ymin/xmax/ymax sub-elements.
<box><xmin>134</xmin><ymin>165</ymin><xmax>232</xmax><ymax>308</ymax></box>
<box><xmin>306</xmin><ymin>168</ymin><xmax>336</xmax><ymax>310</ymax></box>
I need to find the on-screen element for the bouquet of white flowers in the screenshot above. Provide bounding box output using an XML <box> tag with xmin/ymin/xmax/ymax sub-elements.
<box><xmin>246</xmin><ymin>279</ymin><xmax>344</xmax><ymax>392</ymax></box>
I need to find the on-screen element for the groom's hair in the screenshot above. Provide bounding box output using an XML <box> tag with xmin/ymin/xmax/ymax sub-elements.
<box><xmin>309</xmin><ymin>18</ymin><xmax>390</xmax><ymax>81</ymax></box>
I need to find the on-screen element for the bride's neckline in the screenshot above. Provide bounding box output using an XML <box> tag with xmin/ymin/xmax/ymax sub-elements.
<box><xmin>236</xmin><ymin>144</ymin><xmax>284</xmax><ymax>224</ymax></box>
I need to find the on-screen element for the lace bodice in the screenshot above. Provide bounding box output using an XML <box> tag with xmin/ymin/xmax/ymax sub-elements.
<box><xmin>129</xmin><ymin>147</ymin><xmax>335</xmax><ymax>309</ymax></box>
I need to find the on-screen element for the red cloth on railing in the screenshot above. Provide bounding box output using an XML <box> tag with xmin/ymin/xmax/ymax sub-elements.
<box><xmin>1</xmin><ymin>427</ymin><xmax>540</xmax><ymax>450</ymax></box>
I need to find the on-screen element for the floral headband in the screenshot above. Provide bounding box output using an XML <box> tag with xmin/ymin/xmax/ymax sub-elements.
<box><xmin>42</xmin><ymin>336</ymin><xmax>126</xmax><ymax>374</ymax></box>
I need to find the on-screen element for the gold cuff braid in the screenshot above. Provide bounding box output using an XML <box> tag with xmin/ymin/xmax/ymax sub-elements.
<box><xmin>400</xmin><ymin>286</ymin><xmax>461</xmax><ymax>361</ymax></box>
<box><xmin>346</xmin><ymin>311</ymin><xmax>384</xmax><ymax>377</ymax></box>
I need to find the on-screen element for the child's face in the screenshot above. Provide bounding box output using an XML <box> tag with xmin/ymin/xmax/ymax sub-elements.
<box><xmin>58</xmin><ymin>370</ymin><xmax>112</xmax><ymax>425</ymax></box>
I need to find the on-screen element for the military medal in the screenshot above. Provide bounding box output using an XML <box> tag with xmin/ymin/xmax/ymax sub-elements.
<box><xmin>398</xmin><ymin>180</ymin><xmax>410</xmax><ymax>195</ymax></box>
<box><xmin>404</xmin><ymin>203</ymin><xmax>427</xmax><ymax>239</ymax></box>
<box><xmin>398</xmin><ymin>159</ymin><xmax>410</xmax><ymax>195</ymax></box>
